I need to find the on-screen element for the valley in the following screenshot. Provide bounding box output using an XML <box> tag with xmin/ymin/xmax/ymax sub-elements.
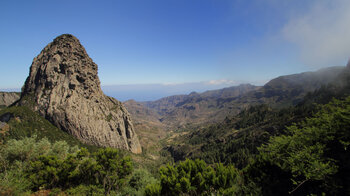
<box><xmin>123</xmin><ymin>66</ymin><xmax>348</xmax><ymax>163</ymax></box>
<box><xmin>0</xmin><ymin>34</ymin><xmax>349</xmax><ymax>195</ymax></box>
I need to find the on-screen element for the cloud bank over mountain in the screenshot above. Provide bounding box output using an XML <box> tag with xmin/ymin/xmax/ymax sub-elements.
<box><xmin>283</xmin><ymin>0</ymin><xmax>350</xmax><ymax>67</ymax></box>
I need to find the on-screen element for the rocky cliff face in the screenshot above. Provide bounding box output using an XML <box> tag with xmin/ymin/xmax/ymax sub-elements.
<box><xmin>18</xmin><ymin>34</ymin><xmax>141</xmax><ymax>153</ymax></box>
<box><xmin>0</xmin><ymin>92</ymin><xmax>20</xmax><ymax>107</ymax></box>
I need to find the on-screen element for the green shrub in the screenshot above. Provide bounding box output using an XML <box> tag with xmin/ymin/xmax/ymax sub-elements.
<box><xmin>0</xmin><ymin>136</ymin><xmax>80</xmax><ymax>195</ymax></box>
<box><xmin>92</xmin><ymin>148</ymin><xmax>133</xmax><ymax>194</ymax></box>
<box><xmin>0</xmin><ymin>166</ymin><xmax>31</xmax><ymax>196</ymax></box>
<box><xmin>27</xmin><ymin>147</ymin><xmax>133</xmax><ymax>195</ymax></box>
<box><xmin>66</xmin><ymin>185</ymin><xmax>104</xmax><ymax>196</ymax></box>
<box><xmin>48</xmin><ymin>188</ymin><xmax>64</xmax><ymax>196</ymax></box>
<box><xmin>146</xmin><ymin>159</ymin><xmax>242</xmax><ymax>196</ymax></box>
<box><xmin>119</xmin><ymin>168</ymin><xmax>158</xmax><ymax>196</ymax></box>
<box><xmin>2</xmin><ymin>135</ymin><xmax>78</xmax><ymax>166</ymax></box>
<box><xmin>145</xmin><ymin>183</ymin><xmax>161</xmax><ymax>196</ymax></box>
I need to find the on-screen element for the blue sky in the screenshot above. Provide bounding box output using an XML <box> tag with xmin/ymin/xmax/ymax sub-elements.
<box><xmin>1</xmin><ymin>0</ymin><xmax>350</xmax><ymax>100</ymax></box>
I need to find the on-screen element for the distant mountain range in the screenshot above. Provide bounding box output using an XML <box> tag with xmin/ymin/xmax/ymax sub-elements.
<box><xmin>124</xmin><ymin>66</ymin><xmax>346</xmax><ymax>129</ymax></box>
<box><xmin>102</xmin><ymin>81</ymin><xmax>256</xmax><ymax>102</ymax></box>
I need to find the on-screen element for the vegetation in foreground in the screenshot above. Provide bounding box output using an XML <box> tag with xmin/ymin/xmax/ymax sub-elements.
<box><xmin>1</xmin><ymin>70</ymin><xmax>350</xmax><ymax>195</ymax></box>
<box><xmin>0</xmin><ymin>95</ymin><xmax>349</xmax><ymax>195</ymax></box>
<box><xmin>0</xmin><ymin>135</ymin><xmax>158</xmax><ymax>195</ymax></box>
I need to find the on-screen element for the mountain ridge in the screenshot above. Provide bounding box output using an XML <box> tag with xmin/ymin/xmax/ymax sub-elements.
<box><xmin>125</xmin><ymin>66</ymin><xmax>346</xmax><ymax>130</ymax></box>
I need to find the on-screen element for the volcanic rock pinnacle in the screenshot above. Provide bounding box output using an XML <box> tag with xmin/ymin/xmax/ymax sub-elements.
<box><xmin>19</xmin><ymin>34</ymin><xmax>142</xmax><ymax>153</ymax></box>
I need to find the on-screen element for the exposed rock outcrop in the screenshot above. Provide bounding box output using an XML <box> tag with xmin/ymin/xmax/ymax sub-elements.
<box><xmin>0</xmin><ymin>92</ymin><xmax>20</xmax><ymax>107</ymax></box>
<box><xmin>18</xmin><ymin>34</ymin><xmax>141</xmax><ymax>153</ymax></box>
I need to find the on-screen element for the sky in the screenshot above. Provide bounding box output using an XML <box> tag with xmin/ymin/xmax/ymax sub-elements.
<box><xmin>1</xmin><ymin>0</ymin><xmax>350</xmax><ymax>101</ymax></box>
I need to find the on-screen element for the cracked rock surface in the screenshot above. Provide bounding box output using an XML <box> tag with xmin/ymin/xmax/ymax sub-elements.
<box><xmin>19</xmin><ymin>34</ymin><xmax>142</xmax><ymax>153</ymax></box>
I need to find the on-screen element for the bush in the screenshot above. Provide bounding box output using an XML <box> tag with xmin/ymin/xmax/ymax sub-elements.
<box><xmin>28</xmin><ymin>147</ymin><xmax>133</xmax><ymax>195</ymax></box>
<box><xmin>65</xmin><ymin>185</ymin><xmax>104</xmax><ymax>196</ymax></box>
<box><xmin>0</xmin><ymin>136</ymin><xmax>79</xmax><ymax>195</ymax></box>
<box><xmin>145</xmin><ymin>159</ymin><xmax>242</xmax><ymax>196</ymax></box>
<box><xmin>120</xmin><ymin>168</ymin><xmax>158</xmax><ymax>196</ymax></box>
<box><xmin>0</xmin><ymin>166</ymin><xmax>31</xmax><ymax>196</ymax></box>
<box><xmin>2</xmin><ymin>135</ymin><xmax>78</xmax><ymax>166</ymax></box>
<box><xmin>145</xmin><ymin>183</ymin><xmax>161</xmax><ymax>196</ymax></box>
<box><xmin>92</xmin><ymin>148</ymin><xmax>133</xmax><ymax>195</ymax></box>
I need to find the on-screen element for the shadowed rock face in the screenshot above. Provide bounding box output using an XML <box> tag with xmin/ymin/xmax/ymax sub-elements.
<box><xmin>19</xmin><ymin>34</ymin><xmax>141</xmax><ymax>153</ymax></box>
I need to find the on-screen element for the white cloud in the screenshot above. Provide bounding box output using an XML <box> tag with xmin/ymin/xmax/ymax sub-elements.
<box><xmin>283</xmin><ymin>0</ymin><xmax>350</xmax><ymax>67</ymax></box>
<box><xmin>161</xmin><ymin>80</ymin><xmax>241</xmax><ymax>86</ymax></box>
<box><xmin>207</xmin><ymin>79</ymin><xmax>239</xmax><ymax>85</ymax></box>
